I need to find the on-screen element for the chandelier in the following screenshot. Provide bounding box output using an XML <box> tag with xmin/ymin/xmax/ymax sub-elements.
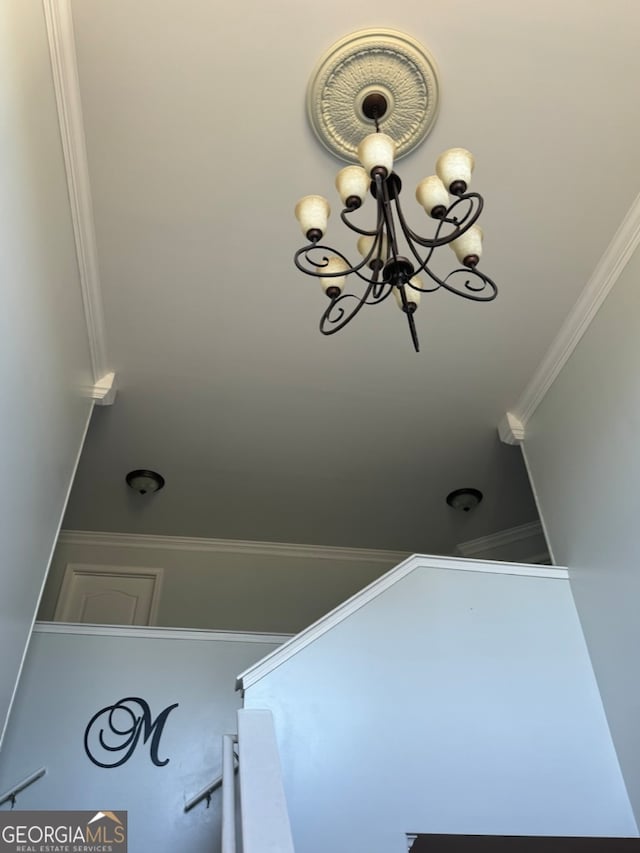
<box><xmin>293</xmin><ymin>31</ymin><xmax>498</xmax><ymax>353</ymax></box>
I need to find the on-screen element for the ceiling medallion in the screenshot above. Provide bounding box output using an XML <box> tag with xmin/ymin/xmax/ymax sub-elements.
<box><xmin>307</xmin><ymin>29</ymin><xmax>440</xmax><ymax>163</ymax></box>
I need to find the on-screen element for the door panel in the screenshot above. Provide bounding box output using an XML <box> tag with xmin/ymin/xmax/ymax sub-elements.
<box><xmin>53</xmin><ymin>564</ymin><xmax>163</xmax><ymax>625</ymax></box>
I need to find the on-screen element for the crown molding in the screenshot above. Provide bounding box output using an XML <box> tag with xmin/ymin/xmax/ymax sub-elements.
<box><xmin>236</xmin><ymin>554</ymin><xmax>568</xmax><ymax>691</ymax></box>
<box><xmin>456</xmin><ymin>520</ymin><xmax>547</xmax><ymax>560</ymax></box>
<box><xmin>43</xmin><ymin>0</ymin><xmax>114</xmax><ymax>402</ymax></box>
<box><xmin>499</xmin><ymin>191</ymin><xmax>640</xmax><ymax>443</ymax></box>
<box><xmin>57</xmin><ymin>529</ymin><xmax>410</xmax><ymax>566</ymax></box>
<box><xmin>498</xmin><ymin>412</ymin><xmax>525</xmax><ymax>446</ymax></box>
<box><xmin>90</xmin><ymin>371</ymin><xmax>117</xmax><ymax>405</ymax></box>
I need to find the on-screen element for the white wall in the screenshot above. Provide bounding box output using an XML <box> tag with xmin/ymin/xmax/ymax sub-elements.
<box><xmin>523</xmin><ymin>238</ymin><xmax>640</xmax><ymax>821</ymax></box>
<box><xmin>38</xmin><ymin>532</ymin><xmax>406</xmax><ymax>633</ymax></box>
<box><xmin>0</xmin><ymin>624</ymin><xmax>284</xmax><ymax>851</ymax></box>
<box><xmin>0</xmin><ymin>2</ymin><xmax>94</xmax><ymax>746</ymax></box>
<box><xmin>243</xmin><ymin>560</ymin><xmax>637</xmax><ymax>853</ymax></box>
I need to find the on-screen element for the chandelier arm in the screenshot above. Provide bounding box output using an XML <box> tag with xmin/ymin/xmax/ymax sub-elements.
<box><xmin>394</xmin><ymin>193</ymin><xmax>484</xmax><ymax>249</ymax></box>
<box><xmin>414</xmin><ymin>259</ymin><xmax>497</xmax><ymax>301</ymax></box>
<box><xmin>393</xmin><ymin>205</ymin><xmax>439</xmax><ymax>280</ymax></box>
<box><xmin>406</xmin><ymin>270</ymin><xmax>441</xmax><ymax>293</ymax></box>
<box><xmin>340</xmin><ymin>207</ymin><xmax>380</xmax><ymax>237</ymax></box>
<box><xmin>398</xmin><ymin>216</ymin><xmax>482</xmax><ymax>293</ymax></box>
<box><xmin>441</xmin><ymin>267</ymin><xmax>498</xmax><ymax>301</ymax></box>
<box><xmin>364</xmin><ymin>281</ymin><xmax>394</xmax><ymax>305</ymax></box>
<box><xmin>294</xmin><ymin>243</ymin><xmax>379</xmax><ymax>285</ymax></box>
<box><xmin>320</xmin><ymin>282</ymin><xmax>379</xmax><ymax>335</ymax></box>
<box><xmin>400</xmin><ymin>236</ymin><xmax>449</xmax><ymax>291</ymax></box>
<box><xmin>390</xmin><ymin>206</ymin><xmax>447</xmax><ymax>293</ymax></box>
<box><xmin>416</xmin><ymin>258</ymin><xmax>459</xmax><ymax>293</ymax></box>
<box><xmin>357</xmin><ymin>205</ymin><xmax>390</xmax><ymax>274</ymax></box>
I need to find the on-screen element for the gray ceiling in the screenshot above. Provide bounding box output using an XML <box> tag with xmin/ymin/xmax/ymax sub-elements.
<box><xmin>62</xmin><ymin>0</ymin><xmax>640</xmax><ymax>553</ymax></box>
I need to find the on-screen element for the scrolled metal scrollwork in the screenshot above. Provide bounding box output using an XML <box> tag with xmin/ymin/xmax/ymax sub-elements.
<box><xmin>319</xmin><ymin>280</ymin><xmax>395</xmax><ymax>336</ymax></box>
<box><xmin>294</xmin><ymin>243</ymin><xmax>378</xmax><ymax>285</ymax></box>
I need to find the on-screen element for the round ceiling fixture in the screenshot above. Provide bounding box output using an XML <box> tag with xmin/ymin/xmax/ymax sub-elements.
<box><xmin>446</xmin><ymin>488</ymin><xmax>483</xmax><ymax>513</ymax></box>
<box><xmin>125</xmin><ymin>469</ymin><xmax>165</xmax><ymax>495</ymax></box>
<box><xmin>306</xmin><ymin>28</ymin><xmax>440</xmax><ymax>163</ymax></box>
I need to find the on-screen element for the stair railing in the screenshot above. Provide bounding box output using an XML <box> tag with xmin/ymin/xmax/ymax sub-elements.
<box><xmin>0</xmin><ymin>768</ymin><xmax>46</xmax><ymax>809</ymax></box>
<box><xmin>184</xmin><ymin>739</ymin><xmax>238</xmax><ymax>813</ymax></box>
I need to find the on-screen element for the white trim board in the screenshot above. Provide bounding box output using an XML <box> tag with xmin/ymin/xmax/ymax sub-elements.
<box><xmin>57</xmin><ymin>529</ymin><xmax>409</xmax><ymax>566</ymax></box>
<box><xmin>500</xmin><ymin>190</ymin><xmax>640</xmax><ymax>443</ymax></box>
<box><xmin>34</xmin><ymin>622</ymin><xmax>292</xmax><ymax>645</ymax></box>
<box><xmin>456</xmin><ymin>520</ymin><xmax>549</xmax><ymax>561</ymax></box>
<box><xmin>43</xmin><ymin>0</ymin><xmax>114</xmax><ymax>403</ymax></box>
<box><xmin>236</xmin><ymin>553</ymin><xmax>569</xmax><ymax>692</ymax></box>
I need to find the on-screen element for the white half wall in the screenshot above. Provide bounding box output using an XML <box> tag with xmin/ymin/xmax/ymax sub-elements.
<box><xmin>523</xmin><ymin>237</ymin><xmax>640</xmax><ymax>821</ymax></box>
<box><xmin>0</xmin><ymin>2</ymin><xmax>94</xmax><ymax>746</ymax></box>
<box><xmin>243</xmin><ymin>559</ymin><xmax>636</xmax><ymax>853</ymax></box>
<box><xmin>0</xmin><ymin>623</ymin><xmax>285</xmax><ymax>851</ymax></box>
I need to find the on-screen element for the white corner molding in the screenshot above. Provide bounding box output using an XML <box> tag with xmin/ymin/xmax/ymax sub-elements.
<box><xmin>90</xmin><ymin>371</ymin><xmax>117</xmax><ymax>405</ymax></box>
<box><xmin>456</xmin><ymin>520</ymin><xmax>550</xmax><ymax>564</ymax></box>
<box><xmin>499</xmin><ymin>191</ymin><xmax>640</xmax><ymax>443</ymax></box>
<box><xmin>498</xmin><ymin>412</ymin><xmax>525</xmax><ymax>445</ymax></box>
<box><xmin>43</xmin><ymin>0</ymin><xmax>115</xmax><ymax>400</ymax></box>
<box><xmin>236</xmin><ymin>553</ymin><xmax>568</xmax><ymax>692</ymax></box>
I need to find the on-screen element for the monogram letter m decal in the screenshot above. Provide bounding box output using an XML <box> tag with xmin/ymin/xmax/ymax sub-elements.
<box><xmin>84</xmin><ymin>697</ymin><xmax>179</xmax><ymax>768</ymax></box>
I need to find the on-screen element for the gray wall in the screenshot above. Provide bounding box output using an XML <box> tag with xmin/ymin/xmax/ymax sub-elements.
<box><xmin>0</xmin><ymin>624</ymin><xmax>283</xmax><ymax>852</ymax></box>
<box><xmin>0</xmin><ymin>3</ymin><xmax>93</xmax><ymax>745</ymax></box>
<box><xmin>244</xmin><ymin>562</ymin><xmax>636</xmax><ymax>853</ymax></box>
<box><xmin>39</xmin><ymin>534</ymin><xmax>404</xmax><ymax>633</ymax></box>
<box><xmin>524</xmin><ymin>238</ymin><xmax>640</xmax><ymax>820</ymax></box>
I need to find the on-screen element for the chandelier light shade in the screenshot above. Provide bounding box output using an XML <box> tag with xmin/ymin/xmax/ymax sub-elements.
<box><xmin>449</xmin><ymin>224</ymin><xmax>484</xmax><ymax>267</ymax></box>
<box><xmin>294</xmin><ymin>195</ymin><xmax>331</xmax><ymax>240</ymax></box>
<box><xmin>321</xmin><ymin>256</ymin><xmax>349</xmax><ymax>296</ymax></box>
<box><xmin>435</xmin><ymin>147</ymin><xmax>475</xmax><ymax>193</ymax></box>
<box><xmin>357</xmin><ymin>132</ymin><xmax>396</xmax><ymax>177</ymax></box>
<box><xmin>294</xmin><ymin>30</ymin><xmax>498</xmax><ymax>352</ymax></box>
<box><xmin>335</xmin><ymin>166</ymin><xmax>370</xmax><ymax>206</ymax></box>
<box><xmin>415</xmin><ymin>176</ymin><xmax>450</xmax><ymax>218</ymax></box>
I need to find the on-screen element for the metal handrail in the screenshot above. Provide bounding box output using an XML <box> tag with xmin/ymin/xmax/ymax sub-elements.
<box><xmin>0</xmin><ymin>768</ymin><xmax>46</xmax><ymax>809</ymax></box>
<box><xmin>184</xmin><ymin>743</ymin><xmax>238</xmax><ymax>813</ymax></box>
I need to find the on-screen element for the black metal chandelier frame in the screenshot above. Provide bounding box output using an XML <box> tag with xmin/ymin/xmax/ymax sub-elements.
<box><xmin>295</xmin><ymin>171</ymin><xmax>497</xmax><ymax>353</ymax></box>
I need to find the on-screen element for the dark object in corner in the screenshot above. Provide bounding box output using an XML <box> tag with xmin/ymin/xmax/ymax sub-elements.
<box><xmin>409</xmin><ymin>835</ymin><xmax>640</xmax><ymax>852</ymax></box>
